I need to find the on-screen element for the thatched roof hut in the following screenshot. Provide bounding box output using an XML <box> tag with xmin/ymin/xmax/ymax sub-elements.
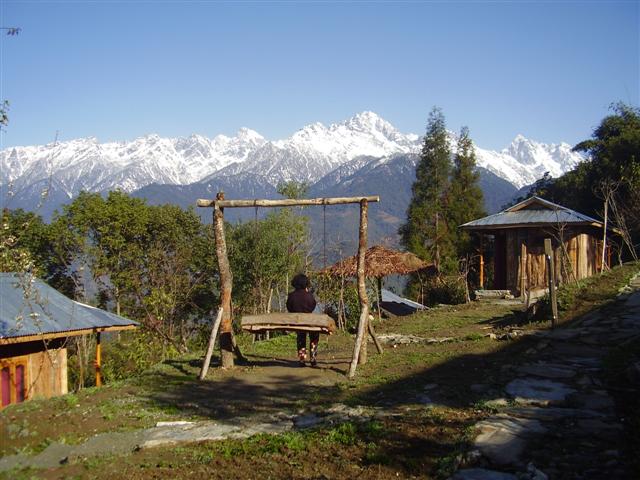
<box><xmin>321</xmin><ymin>245</ymin><xmax>432</xmax><ymax>278</ymax></box>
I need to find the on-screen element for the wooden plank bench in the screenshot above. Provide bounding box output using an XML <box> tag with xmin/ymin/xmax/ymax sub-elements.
<box><xmin>241</xmin><ymin>313</ymin><xmax>337</xmax><ymax>334</ymax></box>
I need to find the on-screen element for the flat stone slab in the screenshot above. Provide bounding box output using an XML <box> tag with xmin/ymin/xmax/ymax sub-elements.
<box><xmin>546</xmin><ymin>329</ymin><xmax>582</xmax><ymax>340</ymax></box>
<box><xmin>516</xmin><ymin>363</ymin><xmax>577</xmax><ymax>379</ymax></box>
<box><xmin>505</xmin><ymin>378</ymin><xmax>576</xmax><ymax>405</ymax></box>
<box><xmin>0</xmin><ymin>442</ymin><xmax>73</xmax><ymax>471</ymax></box>
<box><xmin>474</xmin><ymin>416</ymin><xmax>547</xmax><ymax>465</ymax></box>
<box><xmin>569</xmin><ymin>393</ymin><xmax>615</xmax><ymax>411</ymax></box>
<box><xmin>575</xmin><ymin>419</ymin><xmax>623</xmax><ymax>437</ymax></box>
<box><xmin>451</xmin><ymin>468</ymin><xmax>518</xmax><ymax>480</ymax></box>
<box><xmin>503</xmin><ymin>406</ymin><xmax>604</xmax><ymax>421</ymax></box>
<box><xmin>562</xmin><ymin>356</ymin><xmax>602</xmax><ymax>368</ymax></box>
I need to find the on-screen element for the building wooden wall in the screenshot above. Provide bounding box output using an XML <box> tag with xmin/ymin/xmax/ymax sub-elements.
<box><xmin>27</xmin><ymin>347</ymin><xmax>68</xmax><ymax>400</ymax></box>
<box><xmin>0</xmin><ymin>338</ymin><xmax>68</xmax><ymax>407</ymax></box>
<box><xmin>501</xmin><ymin>228</ymin><xmax>602</xmax><ymax>295</ymax></box>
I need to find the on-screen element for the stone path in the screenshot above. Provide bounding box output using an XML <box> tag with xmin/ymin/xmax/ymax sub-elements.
<box><xmin>0</xmin><ymin>403</ymin><xmax>385</xmax><ymax>472</ymax></box>
<box><xmin>457</xmin><ymin>272</ymin><xmax>640</xmax><ymax>480</ymax></box>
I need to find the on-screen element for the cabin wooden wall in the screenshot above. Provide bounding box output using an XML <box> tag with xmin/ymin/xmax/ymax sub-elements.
<box><xmin>502</xmin><ymin>228</ymin><xmax>602</xmax><ymax>295</ymax></box>
<box><xmin>27</xmin><ymin>347</ymin><xmax>68</xmax><ymax>400</ymax></box>
<box><xmin>0</xmin><ymin>338</ymin><xmax>68</xmax><ymax>406</ymax></box>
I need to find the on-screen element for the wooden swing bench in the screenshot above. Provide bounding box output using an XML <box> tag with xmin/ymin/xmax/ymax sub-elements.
<box><xmin>241</xmin><ymin>313</ymin><xmax>337</xmax><ymax>335</ymax></box>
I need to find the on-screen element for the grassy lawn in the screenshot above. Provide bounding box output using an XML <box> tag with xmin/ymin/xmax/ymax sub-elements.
<box><xmin>1</xmin><ymin>262</ymin><xmax>638</xmax><ymax>479</ymax></box>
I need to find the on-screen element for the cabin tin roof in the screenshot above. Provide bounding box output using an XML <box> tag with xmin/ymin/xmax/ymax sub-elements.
<box><xmin>460</xmin><ymin>196</ymin><xmax>604</xmax><ymax>231</ymax></box>
<box><xmin>0</xmin><ymin>273</ymin><xmax>138</xmax><ymax>343</ymax></box>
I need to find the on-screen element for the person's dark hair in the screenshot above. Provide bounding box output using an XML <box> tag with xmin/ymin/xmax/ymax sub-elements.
<box><xmin>291</xmin><ymin>273</ymin><xmax>311</xmax><ymax>290</ymax></box>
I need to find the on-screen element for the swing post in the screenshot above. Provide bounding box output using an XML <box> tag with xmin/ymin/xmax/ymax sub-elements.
<box><xmin>213</xmin><ymin>192</ymin><xmax>235</xmax><ymax>369</ymax></box>
<box><xmin>349</xmin><ymin>198</ymin><xmax>369</xmax><ymax>378</ymax></box>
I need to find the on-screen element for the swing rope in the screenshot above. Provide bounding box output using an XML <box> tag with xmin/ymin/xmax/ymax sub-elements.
<box><xmin>323</xmin><ymin>204</ymin><xmax>327</xmax><ymax>269</ymax></box>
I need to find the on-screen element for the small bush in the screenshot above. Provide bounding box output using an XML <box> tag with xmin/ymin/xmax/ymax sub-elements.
<box><xmin>100</xmin><ymin>330</ymin><xmax>180</xmax><ymax>383</ymax></box>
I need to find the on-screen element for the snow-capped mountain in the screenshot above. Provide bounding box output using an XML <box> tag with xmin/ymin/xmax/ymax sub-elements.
<box><xmin>474</xmin><ymin>134</ymin><xmax>581</xmax><ymax>188</ymax></box>
<box><xmin>1</xmin><ymin>111</ymin><xmax>583</xmax><ymax>213</ymax></box>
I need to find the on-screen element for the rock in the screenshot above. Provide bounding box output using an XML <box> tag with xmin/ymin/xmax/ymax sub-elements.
<box><xmin>293</xmin><ymin>413</ymin><xmax>322</xmax><ymax>428</ymax></box>
<box><xmin>459</xmin><ymin>449</ymin><xmax>483</xmax><ymax>467</ymax></box>
<box><xmin>505</xmin><ymin>378</ymin><xmax>576</xmax><ymax>405</ymax></box>
<box><xmin>547</xmin><ymin>329</ymin><xmax>582</xmax><ymax>340</ymax></box>
<box><xmin>535</xmin><ymin>341</ymin><xmax>549</xmax><ymax>351</ymax></box>
<box><xmin>423</xmin><ymin>383</ymin><xmax>439</xmax><ymax>391</ymax></box>
<box><xmin>575</xmin><ymin>419</ymin><xmax>623</xmax><ymax>440</ymax></box>
<box><xmin>569</xmin><ymin>393</ymin><xmax>615</xmax><ymax>411</ymax></box>
<box><xmin>416</xmin><ymin>394</ymin><xmax>433</xmax><ymax>405</ymax></box>
<box><xmin>503</xmin><ymin>406</ymin><xmax>603</xmax><ymax>421</ymax></box>
<box><xmin>526</xmin><ymin>462</ymin><xmax>549</xmax><ymax>480</ymax></box>
<box><xmin>625</xmin><ymin>361</ymin><xmax>640</xmax><ymax>385</ymax></box>
<box><xmin>155</xmin><ymin>421</ymin><xmax>194</xmax><ymax>427</ymax></box>
<box><xmin>516</xmin><ymin>363</ymin><xmax>576</xmax><ymax>379</ymax></box>
<box><xmin>140</xmin><ymin>422</ymin><xmax>241</xmax><ymax>448</ymax></box>
<box><xmin>450</xmin><ymin>468</ymin><xmax>518</xmax><ymax>480</ymax></box>
<box><xmin>471</xmin><ymin>384</ymin><xmax>489</xmax><ymax>393</ymax></box>
<box><xmin>426</xmin><ymin>337</ymin><xmax>454</xmax><ymax>344</ymax></box>
<box><xmin>474</xmin><ymin>416</ymin><xmax>546</xmax><ymax>465</ymax></box>
<box><xmin>485</xmin><ymin>398</ymin><xmax>509</xmax><ymax>408</ymax></box>
<box><xmin>562</xmin><ymin>356</ymin><xmax>601</xmax><ymax>368</ymax></box>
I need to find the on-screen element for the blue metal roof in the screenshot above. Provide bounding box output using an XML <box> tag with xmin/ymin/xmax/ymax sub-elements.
<box><xmin>460</xmin><ymin>196</ymin><xmax>603</xmax><ymax>230</ymax></box>
<box><xmin>0</xmin><ymin>273</ymin><xmax>138</xmax><ymax>340</ymax></box>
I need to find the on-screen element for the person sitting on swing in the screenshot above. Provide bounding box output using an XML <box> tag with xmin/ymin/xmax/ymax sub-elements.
<box><xmin>286</xmin><ymin>273</ymin><xmax>318</xmax><ymax>367</ymax></box>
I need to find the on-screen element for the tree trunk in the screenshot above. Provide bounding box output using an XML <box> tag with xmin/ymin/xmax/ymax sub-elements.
<box><xmin>601</xmin><ymin>197</ymin><xmax>608</xmax><ymax>273</ymax></box>
<box><xmin>213</xmin><ymin>193</ymin><xmax>234</xmax><ymax>368</ymax></box>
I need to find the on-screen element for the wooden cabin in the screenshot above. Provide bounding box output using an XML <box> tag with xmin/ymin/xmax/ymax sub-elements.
<box><xmin>460</xmin><ymin>197</ymin><xmax>613</xmax><ymax>297</ymax></box>
<box><xmin>0</xmin><ymin>273</ymin><xmax>138</xmax><ymax>408</ymax></box>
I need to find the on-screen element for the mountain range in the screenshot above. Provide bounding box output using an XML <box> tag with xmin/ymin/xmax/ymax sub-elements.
<box><xmin>1</xmin><ymin>111</ymin><xmax>583</xmax><ymax>251</ymax></box>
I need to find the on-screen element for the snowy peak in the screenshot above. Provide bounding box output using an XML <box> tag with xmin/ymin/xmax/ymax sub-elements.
<box><xmin>1</xmin><ymin>112</ymin><xmax>584</xmax><ymax>204</ymax></box>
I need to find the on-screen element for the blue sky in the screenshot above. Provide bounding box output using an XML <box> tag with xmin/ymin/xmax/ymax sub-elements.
<box><xmin>1</xmin><ymin>1</ymin><xmax>638</xmax><ymax>150</ymax></box>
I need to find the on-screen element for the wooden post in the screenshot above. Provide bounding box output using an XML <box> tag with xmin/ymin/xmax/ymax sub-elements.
<box><xmin>544</xmin><ymin>238</ymin><xmax>558</xmax><ymax>328</ymax></box>
<box><xmin>213</xmin><ymin>192</ymin><xmax>235</xmax><ymax>368</ymax></box>
<box><xmin>95</xmin><ymin>332</ymin><xmax>102</xmax><ymax>387</ymax></box>
<box><xmin>198</xmin><ymin>308</ymin><xmax>224</xmax><ymax>380</ymax></box>
<box><xmin>368</xmin><ymin>321</ymin><xmax>383</xmax><ymax>354</ymax></box>
<box><xmin>601</xmin><ymin>198</ymin><xmax>608</xmax><ymax>273</ymax></box>
<box><xmin>375</xmin><ymin>277</ymin><xmax>383</xmax><ymax>323</ymax></box>
<box><xmin>349</xmin><ymin>199</ymin><xmax>369</xmax><ymax>378</ymax></box>
<box><xmin>520</xmin><ymin>242</ymin><xmax>527</xmax><ymax>299</ymax></box>
<box><xmin>479</xmin><ymin>234</ymin><xmax>484</xmax><ymax>289</ymax></box>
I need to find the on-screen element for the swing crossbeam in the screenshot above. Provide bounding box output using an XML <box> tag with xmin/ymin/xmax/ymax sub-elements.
<box><xmin>197</xmin><ymin>196</ymin><xmax>379</xmax><ymax>208</ymax></box>
<box><xmin>241</xmin><ymin>313</ymin><xmax>336</xmax><ymax>334</ymax></box>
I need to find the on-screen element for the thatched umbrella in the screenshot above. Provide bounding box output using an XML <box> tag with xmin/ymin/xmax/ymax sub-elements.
<box><xmin>320</xmin><ymin>245</ymin><xmax>432</xmax><ymax>322</ymax></box>
<box><xmin>321</xmin><ymin>245</ymin><xmax>431</xmax><ymax>279</ymax></box>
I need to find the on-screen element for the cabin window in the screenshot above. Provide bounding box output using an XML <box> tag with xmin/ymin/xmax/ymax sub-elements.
<box><xmin>0</xmin><ymin>359</ymin><xmax>27</xmax><ymax>408</ymax></box>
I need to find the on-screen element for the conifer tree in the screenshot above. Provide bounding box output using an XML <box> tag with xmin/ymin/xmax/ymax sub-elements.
<box><xmin>448</xmin><ymin>126</ymin><xmax>486</xmax><ymax>257</ymax></box>
<box><xmin>399</xmin><ymin>107</ymin><xmax>453</xmax><ymax>274</ymax></box>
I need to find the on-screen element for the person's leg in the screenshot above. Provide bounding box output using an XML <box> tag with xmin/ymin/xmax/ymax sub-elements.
<box><xmin>309</xmin><ymin>332</ymin><xmax>320</xmax><ymax>366</ymax></box>
<box><xmin>296</xmin><ymin>332</ymin><xmax>307</xmax><ymax>364</ymax></box>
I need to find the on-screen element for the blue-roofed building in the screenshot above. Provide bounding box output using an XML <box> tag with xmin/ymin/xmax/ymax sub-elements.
<box><xmin>460</xmin><ymin>197</ymin><xmax>614</xmax><ymax>297</ymax></box>
<box><xmin>0</xmin><ymin>273</ymin><xmax>138</xmax><ymax>408</ymax></box>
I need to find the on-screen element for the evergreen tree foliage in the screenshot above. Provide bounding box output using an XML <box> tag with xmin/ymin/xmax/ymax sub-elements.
<box><xmin>537</xmin><ymin>103</ymin><xmax>640</xmax><ymax>256</ymax></box>
<box><xmin>448</xmin><ymin>126</ymin><xmax>486</xmax><ymax>257</ymax></box>
<box><xmin>399</xmin><ymin>107</ymin><xmax>454</xmax><ymax>273</ymax></box>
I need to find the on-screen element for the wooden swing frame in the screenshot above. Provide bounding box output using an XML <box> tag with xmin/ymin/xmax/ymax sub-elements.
<box><xmin>197</xmin><ymin>192</ymin><xmax>382</xmax><ymax>379</ymax></box>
